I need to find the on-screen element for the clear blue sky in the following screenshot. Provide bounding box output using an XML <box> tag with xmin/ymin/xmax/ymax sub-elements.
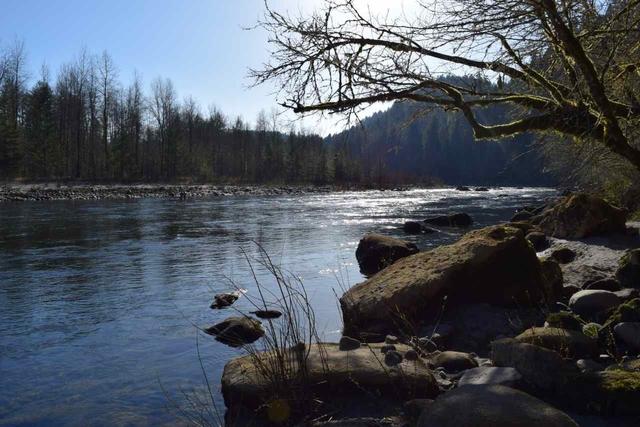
<box><xmin>1</xmin><ymin>0</ymin><xmax>402</xmax><ymax>134</ymax></box>
<box><xmin>0</xmin><ymin>0</ymin><xmax>313</xmax><ymax>129</ymax></box>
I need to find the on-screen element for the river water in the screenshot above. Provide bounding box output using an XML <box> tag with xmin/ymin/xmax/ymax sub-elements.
<box><xmin>0</xmin><ymin>187</ymin><xmax>556</xmax><ymax>426</ymax></box>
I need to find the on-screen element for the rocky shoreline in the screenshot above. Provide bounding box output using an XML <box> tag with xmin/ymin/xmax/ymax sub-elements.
<box><xmin>0</xmin><ymin>183</ymin><xmax>342</xmax><ymax>202</ymax></box>
<box><xmin>212</xmin><ymin>193</ymin><xmax>640</xmax><ymax>426</ymax></box>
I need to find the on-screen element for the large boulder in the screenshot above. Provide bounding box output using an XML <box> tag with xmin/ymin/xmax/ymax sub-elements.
<box><xmin>341</xmin><ymin>225</ymin><xmax>550</xmax><ymax>337</ymax></box>
<box><xmin>355</xmin><ymin>234</ymin><xmax>419</xmax><ymax>276</ymax></box>
<box><xmin>515</xmin><ymin>327</ymin><xmax>598</xmax><ymax>358</ymax></box>
<box><xmin>616</xmin><ymin>249</ymin><xmax>640</xmax><ymax>288</ymax></box>
<box><xmin>205</xmin><ymin>316</ymin><xmax>265</xmax><ymax>347</ymax></box>
<box><xmin>221</xmin><ymin>343</ymin><xmax>439</xmax><ymax>423</ymax></box>
<box><xmin>416</xmin><ymin>385</ymin><xmax>578</xmax><ymax>427</ymax></box>
<box><xmin>533</xmin><ymin>194</ymin><xmax>627</xmax><ymax>239</ymax></box>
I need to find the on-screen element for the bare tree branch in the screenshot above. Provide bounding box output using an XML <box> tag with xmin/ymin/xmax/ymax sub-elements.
<box><xmin>253</xmin><ymin>0</ymin><xmax>640</xmax><ymax>171</ymax></box>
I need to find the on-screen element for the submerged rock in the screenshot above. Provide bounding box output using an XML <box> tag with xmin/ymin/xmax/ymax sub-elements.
<box><xmin>416</xmin><ymin>385</ymin><xmax>578</xmax><ymax>427</ymax></box>
<box><xmin>341</xmin><ymin>225</ymin><xmax>551</xmax><ymax>337</ymax></box>
<box><xmin>424</xmin><ymin>212</ymin><xmax>473</xmax><ymax>228</ymax></box>
<box><xmin>355</xmin><ymin>234</ymin><xmax>419</xmax><ymax>276</ymax></box>
<box><xmin>210</xmin><ymin>292</ymin><xmax>241</xmax><ymax>309</ymax></box>
<box><xmin>250</xmin><ymin>309</ymin><xmax>283</xmax><ymax>319</ymax></box>
<box><xmin>205</xmin><ymin>316</ymin><xmax>265</xmax><ymax>347</ymax></box>
<box><xmin>533</xmin><ymin>193</ymin><xmax>627</xmax><ymax>239</ymax></box>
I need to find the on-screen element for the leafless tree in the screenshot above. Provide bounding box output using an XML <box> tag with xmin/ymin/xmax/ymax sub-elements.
<box><xmin>127</xmin><ymin>71</ymin><xmax>145</xmax><ymax>177</ymax></box>
<box><xmin>150</xmin><ymin>77</ymin><xmax>177</xmax><ymax>177</ymax></box>
<box><xmin>0</xmin><ymin>44</ymin><xmax>7</xmax><ymax>88</ymax></box>
<box><xmin>4</xmin><ymin>39</ymin><xmax>28</xmax><ymax>127</ymax></box>
<box><xmin>98</xmin><ymin>51</ymin><xmax>118</xmax><ymax>175</ymax></box>
<box><xmin>253</xmin><ymin>0</ymin><xmax>640</xmax><ymax>171</ymax></box>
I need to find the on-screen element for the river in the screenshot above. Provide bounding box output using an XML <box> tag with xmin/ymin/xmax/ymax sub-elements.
<box><xmin>0</xmin><ymin>187</ymin><xmax>556</xmax><ymax>426</ymax></box>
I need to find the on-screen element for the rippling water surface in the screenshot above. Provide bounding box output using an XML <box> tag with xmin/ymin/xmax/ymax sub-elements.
<box><xmin>0</xmin><ymin>187</ymin><xmax>556</xmax><ymax>425</ymax></box>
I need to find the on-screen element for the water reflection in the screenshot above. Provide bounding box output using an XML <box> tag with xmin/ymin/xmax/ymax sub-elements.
<box><xmin>0</xmin><ymin>187</ymin><xmax>556</xmax><ymax>425</ymax></box>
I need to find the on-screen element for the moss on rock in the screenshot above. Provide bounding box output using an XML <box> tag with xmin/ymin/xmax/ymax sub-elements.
<box><xmin>566</xmin><ymin>370</ymin><xmax>640</xmax><ymax>415</ymax></box>
<box><xmin>546</xmin><ymin>311</ymin><xmax>582</xmax><ymax>331</ymax></box>
<box><xmin>516</xmin><ymin>327</ymin><xmax>598</xmax><ymax>358</ymax></box>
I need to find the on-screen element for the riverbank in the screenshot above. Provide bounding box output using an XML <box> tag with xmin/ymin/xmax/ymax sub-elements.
<box><xmin>0</xmin><ymin>183</ymin><xmax>342</xmax><ymax>202</ymax></box>
<box><xmin>218</xmin><ymin>193</ymin><xmax>640</xmax><ymax>426</ymax></box>
<box><xmin>0</xmin><ymin>183</ymin><xmax>502</xmax><ymax>202</ymax></box>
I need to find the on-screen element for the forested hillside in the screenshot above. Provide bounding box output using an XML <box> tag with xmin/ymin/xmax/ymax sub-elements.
<box><xmin>326</xmin><ymin>78</ymin><xmax>555</xmax><ymax>186</ymax></box>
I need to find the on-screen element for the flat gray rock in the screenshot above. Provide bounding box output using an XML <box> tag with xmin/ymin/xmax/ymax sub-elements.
<box><xmin>458</xmin><ymin>366</ymin><xmax>522</xmax><ymax>387</ymax></box>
